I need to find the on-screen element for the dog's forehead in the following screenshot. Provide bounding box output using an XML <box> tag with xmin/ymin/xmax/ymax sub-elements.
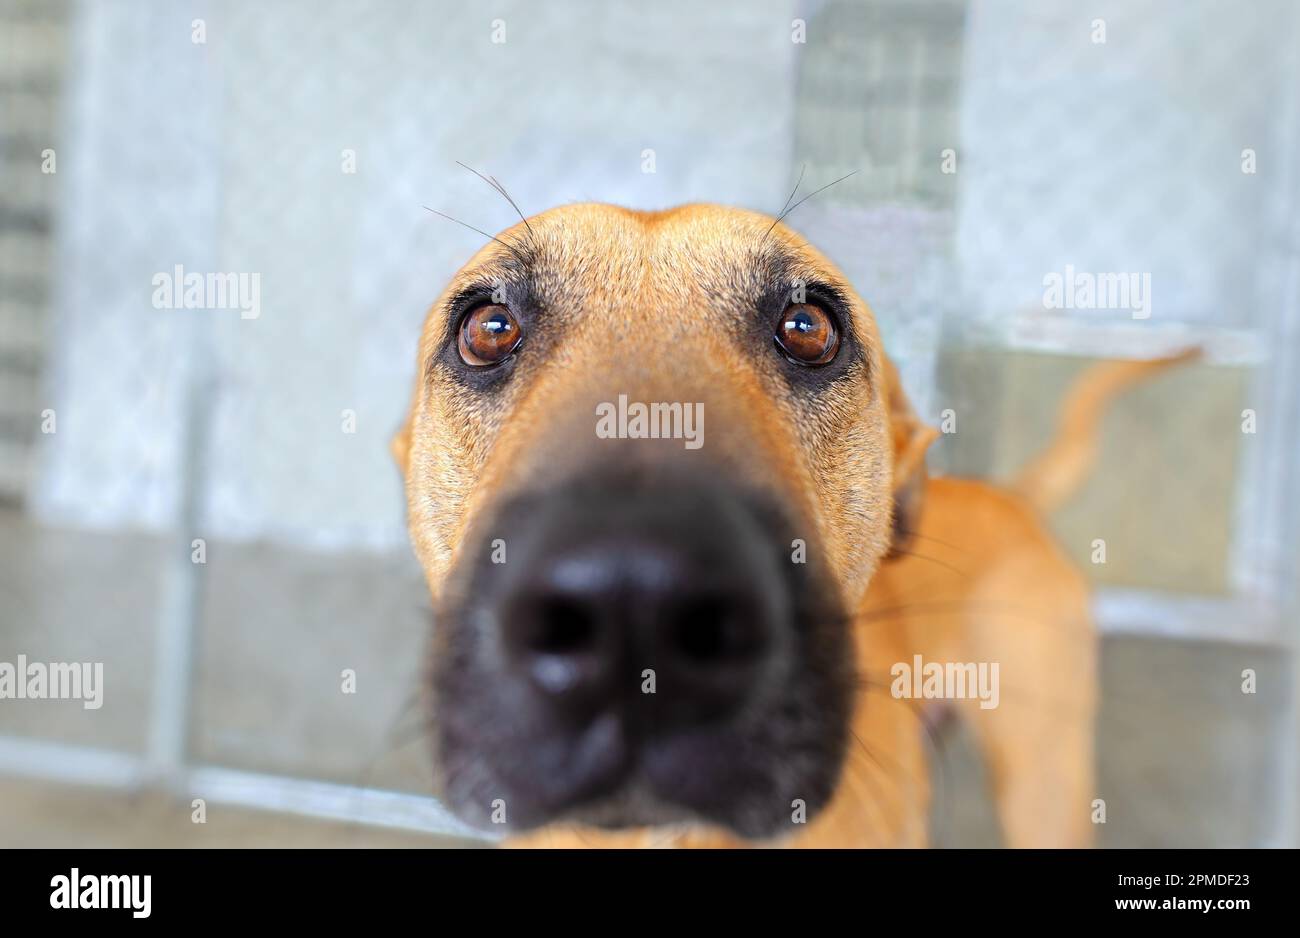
<box><xmin>545</xmin><ymin>202</ymin><xmax>833</xmax><ymax>274</ymax></box>
<box><xmin>449</xmin><ymin>202</ymin><xmax>848</xmax><ymax>297</ymax></box>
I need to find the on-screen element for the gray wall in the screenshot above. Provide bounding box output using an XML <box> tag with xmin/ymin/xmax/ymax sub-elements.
<box><xmin>27</xmin><ymin>0</ymin><xmax>1300</xmax><ymax>626</ymax></box>
<box><xmin>32</xmin><ymin>0</ymin><xmax>801</xmax><ymax>550</ymax></box>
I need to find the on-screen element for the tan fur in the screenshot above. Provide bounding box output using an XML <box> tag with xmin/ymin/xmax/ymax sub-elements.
<box><xmin>396</xmin><ymin>202</ymin><xmax>1186</xmax><ymax>848</ymax></box>
<box><xmin>396</xmin><ymin>204</ymin><xmax>897</xmax><ymax>611</ymax></box>
<box><xmin>1013</xmin><ymin>349</ymin><xmax>1201</xmax><ymax>513</ymax></box>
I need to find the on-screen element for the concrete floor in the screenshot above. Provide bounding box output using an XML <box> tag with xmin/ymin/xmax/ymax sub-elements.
<box><xmin>932</xmin><ymin>635</ymin><xmax>1291</xmax><ymax>848</ymax></box>
<box><xmin>0</xmin><ymin>777</ymin><xmax>481</xmax><ymax>848</ymax></box>
<box><xmin>1</xmin><ymin>510</ymin><xmax>1292</xmax><ymax>847</ymax></box>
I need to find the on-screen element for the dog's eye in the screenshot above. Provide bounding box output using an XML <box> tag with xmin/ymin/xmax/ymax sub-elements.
<box><xmin>775</xmin><ymin>303</ymin><xmax>839</xmax><ymax>365</ymax></box>
<box><xmin>458</xmin><ymin>304</ymin><xmax>521</xmax><ymax>366</ymax></box>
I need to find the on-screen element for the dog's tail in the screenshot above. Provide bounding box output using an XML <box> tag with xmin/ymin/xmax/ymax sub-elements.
<box><xmin>1011</xmin><ymin>347</ymin><xmax>1201</xmax><ymax>514</ymax></box>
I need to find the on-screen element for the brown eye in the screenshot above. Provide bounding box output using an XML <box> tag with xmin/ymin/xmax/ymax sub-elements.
<box><xmin>458</xmin><ymin>304</ymin><xmax>521</xmax><ymax>366</ymax></box>
<box><xmin>775</xmin><ymin>303</ymin><xmax>839</xmax><ymax>365</ymax></box>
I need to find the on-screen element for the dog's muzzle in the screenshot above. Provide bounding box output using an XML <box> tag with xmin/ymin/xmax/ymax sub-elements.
<box><xmin>431</xmin><ymin>470</ymin><xmax>853</xmax><ymax>839</ymax></box>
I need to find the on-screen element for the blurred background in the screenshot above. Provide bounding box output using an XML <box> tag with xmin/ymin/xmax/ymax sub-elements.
<box><xmin>0</xmin><ymin>0</ymin><xmax>1296</xmax><ymax>847</ymax></box>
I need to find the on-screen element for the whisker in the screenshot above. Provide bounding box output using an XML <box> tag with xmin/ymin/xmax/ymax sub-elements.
<box><xmin>853</xmin><ymin>670</ymin><xmax>1090</xmax><ymax>723</ymax></box>
<box><xmin>844</xmin><ymin>690</ymin><xmax>954</xmax><ymax>848</ymax></box>
<box><xmin>844</xmin><ymin>599</ymin><xmax>1095</xmax><ymax>640</ymax></box>
<box><xmin>883</xmin><ymin>547</ymin><xmax>971</xmax><ymax>580</ymax></box>
<box><xmin>348</xmin><ymin>663</ymin><xmax>437</xmax><ymax>796</ymax></box>
<box><xmin>380</xmin><ymin>715</ymin><xmax>438</xmax><ymax>754</ymax></box>
<box><xmin>422</xmin><ymin>206</ymin><xmax>530</xmax><ymax>264</ymax></box>
<box><xmin>764</xmin><ymin>169</ymin><xmax>859</xmax><ymax>238</ymax></box>
<box><xmin>846</xmin><ymin>727</ymin><xmax>899</xmax><ymax>837</ymax></box>
<box><xmin>893</xmin><ymin>528</ymin><xmax>977</xmax><ymax>556</ymax></box>
<box><xmin>455</xmin><ymin>160</ymin><xmax>536</xmax><ymax>240</ymax></box>
<box><xmin>765</xmin><ymin>162</ymin><xmax>807</xmax><ymax>242</ymax></box>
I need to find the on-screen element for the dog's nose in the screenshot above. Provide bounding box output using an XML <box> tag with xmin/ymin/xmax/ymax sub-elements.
<box><xmin>491</xmin><ymin>479</ymin><xmax>792</xmax><ymax>731</ymax></box>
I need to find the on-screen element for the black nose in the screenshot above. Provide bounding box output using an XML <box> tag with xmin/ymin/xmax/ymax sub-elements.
<box><xmin>490</xmin><ymin>478</ymin><xmax>792</xmax><ymax>731</ymax></box>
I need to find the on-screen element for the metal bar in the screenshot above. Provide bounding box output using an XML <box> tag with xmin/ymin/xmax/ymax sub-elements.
<box><xmin>188</xmin><ymin>766</ymin><xmax>495</xmax><ymax>842</ymax></box>
<box><xmin>144</xmin><ymin>315</ymin><xmax>212</xmax><ymax>786</ymax></box>
<box><xmin>0</xmin><ymin>735</ymin><xmax>144</xmax><ymax>789</ymax></box>
<box><xmin>1092</xmin><ymin>589</ymin><xmax>1282</xmax><ymax>646</ymax></box>
<box><xmin>0</xmin><ymin>734</ymin><xmax>493</xmax><ymax>842</ymax></box>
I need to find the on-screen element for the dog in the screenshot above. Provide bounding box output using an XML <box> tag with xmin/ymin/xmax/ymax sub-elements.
<box><xmin>393</xmin><ymin>202</ymin><xmax>1193</xmax><ymax>847</ymax></box>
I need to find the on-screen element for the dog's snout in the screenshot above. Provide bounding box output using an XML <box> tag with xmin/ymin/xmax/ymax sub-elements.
<box><xmin>495</xmin><ymin>481</ymin><xmax>789</xmax><ymax>729</ymax></box>
<box><xmin>435</xmin><ymin>472</ymin><xmax>852</xmax><ymax>836</ymax></box>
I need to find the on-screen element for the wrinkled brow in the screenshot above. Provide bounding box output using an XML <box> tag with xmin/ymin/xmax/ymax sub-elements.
<box><xmin>439</xmin><ymin>234</ymin><xmax>855</xmax><ymax>322</ymax></box>
<box><xmin>741</xmin><ymin>242</ymin><xmax>855</xmax><ymax>311</ymax></box>
<box><xmin>439</xmin><ymin>252</ymin><xmax>534</xmax><ymax>315</ymax></box>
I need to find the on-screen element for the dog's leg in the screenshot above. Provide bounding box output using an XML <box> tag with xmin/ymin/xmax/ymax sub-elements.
<box><xmin>961</xmin><ymin>700</ymin><xmax>1096</xmax><ymax>847</ymax></box>
<box><xmin>955</xmin><ymin>557</ymin><xmax>1097</xmax><ymax>848</ymax></box>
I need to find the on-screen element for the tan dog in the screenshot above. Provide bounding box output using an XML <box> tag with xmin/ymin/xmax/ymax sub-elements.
<box><xmin>394</xmin><ymin>202</ymin><xmax>1190</xmax><ymax>848</ymax></box>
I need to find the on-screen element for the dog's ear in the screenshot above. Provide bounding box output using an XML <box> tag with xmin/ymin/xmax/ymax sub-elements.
<box><xmin>391</xmin><ymin>419</ymin><xmax>412</xmax><ymax>476</ymax></box>
<box><xmin>882</xmin><ymin>353</ymin><xmax>939</xmax><ymax>555</ymax></box>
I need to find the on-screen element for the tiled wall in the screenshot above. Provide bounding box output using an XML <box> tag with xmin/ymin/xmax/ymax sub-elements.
<box><xmin>0</xmin><ymin>0</ymin><xmax>69</xmax><ymax>500</ymax></box>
